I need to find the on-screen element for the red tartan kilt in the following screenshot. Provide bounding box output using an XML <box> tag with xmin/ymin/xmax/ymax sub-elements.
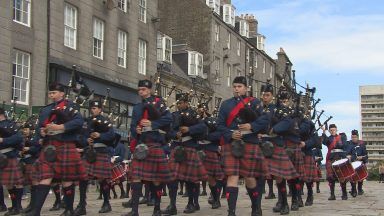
<box><xmin>222</xmin><ymin>142</ymin><xmax>267</xmax><ymax>178</ymax></box>
<box><xmin>0</xmin><ymin>158</ymin><xmax>24</xmax><ymax>186</ymax></box>
<box><xmin>264</xmin><ymin>144</ymin><xmax>299</xmax><ymax>180</ymax></box>
<box><xmin>203</xmin><ymin>150</ymin><xmax>225</xmax><ymax>180</ymax></box>
<box><xmin>302</xmin><ymin>155</ymin><xmax>319</xmax><ymax>182</ymax></box>
<box><xmin>131</xmin><ymin>143</ymin><xmax>174</xmax><ymax>183</ymax></box>
<box><xmin>124</xmin><ymin>162</ymin><xmax>132</xmax><ymax>182</ymax></box>
<box><xmin>23</xmin><ymin>163</ymin><xmax>36</xmax><ymax>185</ymax></box>
<box><xmin>285</xmin><ymin>140</ymin><xmax>305</xmax><ymax>178</ymax></box>
<box><xmin>84</xmin><ymin>153</ymin><xmax>112</xmax><ymax>180</ymax></box>
<box><xmin>34</xmin><ymin>140</ymin><xmax>87</xmax><ymax>182</ymax></box>
<box><xmin>169</xmin><ymin>147</ymin><xmax>208</xmax><ymax>182</ymax></box>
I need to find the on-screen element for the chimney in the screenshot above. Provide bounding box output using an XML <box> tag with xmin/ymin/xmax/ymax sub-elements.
<box><xmin>221</xmin><ymin>0</ymin><xmax>231</xmax><ymax>5</ymax></box>
<box><xmin>243</xmin><ymin>14</ymin><xmax>258</xmax><ymax>38</ymax></box>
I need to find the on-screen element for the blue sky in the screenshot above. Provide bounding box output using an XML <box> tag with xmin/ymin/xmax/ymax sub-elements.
<box><xmin>233</xmin><ymin>0</ymin><xmax>384</xmax><ymax>161</ymax></box>
<box><xmin>234</xmin><ymin>0</ymin><xmax>384</xmax><ymax>135</ymax></box>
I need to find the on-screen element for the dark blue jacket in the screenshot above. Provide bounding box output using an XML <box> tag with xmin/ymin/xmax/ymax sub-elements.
<box><xmin>0</xmin><ymin>119</ymin><xmax>23</xmax><ymax>158</ymax></box>
<box><xmin>34</xmin><ymin>99</ymin><xmax>84</xmax><ymax>143</ymax></box>
<box><xmin>85</xmin><ymin>114</ymin><xmax>115</xmax><ymax>153</ymax></box>
<box><xmin>312</xmin><ymin>148</ymin><xmax>323</xmax><ymax>164</ymax></box>
<box><xmin>200</xmin><ymin>130</ymin><xmax>221</xmax><ymax>152</ymax></box>
<box><xmin>169</xmin><ymin>108</ymin><xmax>207</xmax><ymax>148</ymax></box>
<box><xmin>130</xmin><ymin>96</ymin><xmax>172</xmax><ymax>145</ymax></box>
<box><xmin>348</xmin><ymin>140</ymin><xmax>368</xmax><ymax>163</ymax></box>
<box><xmin>217</xmin><ymin>96</ymin><xmax>269</xmax><ymax>144</ymax></box>
<box><xmin>21</xmin><ymin>136</ymin><xmax>42</xmax><ymax>164</ymax></box>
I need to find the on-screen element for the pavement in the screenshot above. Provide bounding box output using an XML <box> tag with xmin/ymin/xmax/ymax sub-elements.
<box><xmin>2</xmin><ymin>181</ymin><xmax>384</xmax><ymax>216</ymax></box>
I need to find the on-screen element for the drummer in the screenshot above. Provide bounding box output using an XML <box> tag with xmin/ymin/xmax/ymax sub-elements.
<box><xmin>347</xmin><ymin>129</ymin><xmax>368</xmax><ymax>196</ymax></box>
<box><xmin>322</xmin><ymin>124</ymin><xmax>350</xmax><ymax>201</ymax></box>
<box><xmin>111</xmin><ymin>134</ymin><xmax>128</xmax><ymax>199</ymax></box>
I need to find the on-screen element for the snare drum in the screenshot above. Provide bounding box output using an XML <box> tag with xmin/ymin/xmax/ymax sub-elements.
<box><xmin>349</xmin><ymin>161</ymin><xmax>368</xmax><ymax>182</ymax></box>
<box><xmin>111</xmin><ymin>164</ymin><xmax>126</xmax><ymax>184</ymax></box>
<box><xmin>331</xmin><ymin>158</ymin><xmax>355</xmax><ymax>182</ymax></box>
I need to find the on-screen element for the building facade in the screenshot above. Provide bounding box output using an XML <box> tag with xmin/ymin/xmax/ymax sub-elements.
<box><xmin>360</xmin><ymin>85</ymin><xmax>384</xmax><ymax>166</ymax></box>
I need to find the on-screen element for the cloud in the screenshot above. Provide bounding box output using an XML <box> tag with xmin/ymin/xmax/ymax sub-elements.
<box><xmin>238</xmin><ymin>0</ymin><xmax>384</xmax><ymax>74</ymax></box>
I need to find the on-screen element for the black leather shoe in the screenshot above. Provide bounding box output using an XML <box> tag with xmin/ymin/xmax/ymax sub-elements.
<box><xmin>265</xmin><ymin>192</ymin><xmax>276</xmax><ymax>199</ymax></box>
<box><xmin>316</xmin><ymin>188</ymin><xmax>320</xmax><ymax>193</ymax></box>
<box><xmin>73</xmin><ymin>205</ymin><xmax>86</xmax><ymax>216</ymax></box>
<box><xmin>121</xmin><ymin>211</ymin><xmax>139</xmax><ymax>216</ymax></box>
<box><xmin>227</xmin><ymin>209</ymin><xmax>236</xmax><ymax>216</ymax></box>
<box><xmin>291</xmin><ymin>199</ymin><xmax>299</xmax><ymax>211</ymax></box>
<box><xmin>305</xmin><ymin>195</ymin><xmax>313</xmax><ymax>206</ymax></box>
<box><xmin>211</xmin><ymin>200</ymin><xmax>221</xmax><ymax>209</ymax></box>
<box><xmin>147</xmin><ymin>199</ymin><xmax>155</xmax><ymax>206</ymax></box>
<box><xmin>328</xmin><ymin>194</ymin><xmax>336</xmax><ymax>200</ymax></box>
<box><xmin>194</xmin><ymin>203</ymin><xmax>200</xmax><ymax>211</ymax></box>
<box><xmin>272</xmin><ymin>201</ymin><xmax>282</xmax><ymax>213</ymax></box>
<box><xmin>0</xmin><ymin>205</ymin><xmax>7</xmax><ymax>212</ymax></box>
<box><xmin>122</xmin><ymin>199</ymin><xmax>132</xmax><ymax>208</ymax></box>
<box><xmin>98</xmin><ymin>203</ymin><xmax>112</xmax><ymax>213</ymax></box>
<box><xmin>60</xmin><ymin>209</ymin><xmax>75</xmax><ymax>216</ymax></box>
<box><xmin>183</xmin><ymin>204</ymin><xmax>196</xmax><ymax>214</ymax></box>
<box><xmin>280</xmin><ymin>204</ymin><xmax>290</xmax><ymax>215</ymax></box>
<box><xmin>152</xmin><ymin>209</ymin><xmax>161</xmax><ymax>216</ymax></box>
<box><xmin>49</xmin><ymin>202</ymin><xmax>61</xmax><ymax>211</ymax></box>
<box><xmin>139</xmin><ymin>197</ymin><xmax>148</xmax><ymax>204</ymax></box>
<box><xmin>178</xmin><ymin>191</ymin><xmax>184</xmax><ymax>195</ymax></box>
<box><xmin>4</xmin><ymin>208</ymin><xmax>20</xmax><ymax>216</ymax></box>
<box><xmin>21</xmin><ymin>204</ymin><xmax>32</xmax><ymax>213</ymax></box>
<box><xmin>160</xmin><ymin>205</ymin><xmax>177</xmax><ymax>215</ymax></box>
<box><xmin>358</xmin><ymin>190</ymin><xmax>364</xmax><ymax>195</ymax></box>
<box><xmin>341</xmin><ymin>195</ymin><xmax>348</xmax><ymax>200</ymax></box>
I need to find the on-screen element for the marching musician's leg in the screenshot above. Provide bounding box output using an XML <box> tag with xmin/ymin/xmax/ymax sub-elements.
<box><xmin>340</xmin><ymin>181</ymin><xmax>348</xmax><ymax>200</ymax></box>
<box><xmin>245</xmin><ymin>177</ymin><xmax>263</xmax><ymax>216</ymax></box>
<box><xmin>350</xmin><ymin>181</ymin><xmax>357</xmax><ymax>197</ymax></box>
<box><xmin>328</xmin><ymin>180</ymin><xmax>336</xmax><ymax>200</ymax></box>
<box><xmin>49</xmin><ymin>184</ymin><xmax>62</xmax><ymax>211</ymax></box>
<box><xmin>74</xmin><ymin>179</ymin><xmax>88</xmax><ymax>216</ymax></box>
<box><xmin>151</xmin><ymin>181</ymin><xmax>163</xmax><ymax>216</ymax></box>
<box><xmin>200</xmin><ymin>181</ymin><xmax>207</xmax><ymax>196</ymax></box>
<box><xmin>62</xmin><ymin>182</ymin><xmax>76</xmax><ymax>215</ymax></box>
<box><xmin>316</xmin><ymin>181</ymin><xmax>320</xmax><ymax>193</ymax></box>
<box><xmin>305</xmin><ymin>182</ymin><xmax>313</xmax><ymax>206</ymax></box>
<box><xmin>357</xmin><ymin>181</ymin><xmax>364</xmax><ymax>195</ymax></box>
<box><xmin>99</xmin><ymin>179</ymin><xmax>112</xmax><ymax>213</ymax></box>
<box><xmin>265</xmin><ymin>179</ymin><xmax>276</xmax><ymax>199</ymax></box>
<box><xmin>121</xmin><ymin>180</ymin><xmax>142</xmax><ymax>216</ymax></box>
<box><xmin>226</xmin><ymin>175</ymin><xmax>239</xmax><ymax>216</ymax></box>
<box><xmin>25</xmin><ymin>179</ymin><xmax>52</xmax><ymax>216</ymax></box>
<box><xmin>0</xmin><ymin>186</ymin><xmax>6</xmax><ymax>212</ymax></box>
<box><xmin>161</xmin><ymin>181</ymin><xmax>178</xmax><ymax>215</ymax></box>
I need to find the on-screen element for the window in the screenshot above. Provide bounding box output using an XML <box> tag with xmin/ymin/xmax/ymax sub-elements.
<box><xmin>215</xmin><ymin>23</ymin><xmax>220</xmax><ymax>42</ymax></box>
<box><xmin>237</xmin><ymin>40</ymin><xmax>241</xmax><ymax>56</ymax></box>
<box><xmin>237</xmin><ymin>69</ymin><xmax>242</xmax><ymax>76</ymax></box>
<box><xmin>64</xmin><ymin>3</ymin><xmax>77</xmax><ymax>49</ymax></box>
<box><xmin>13</xmin><ymin>0</ymin><xmax>31</xmax><ymax>26</ymax></box>
<box><xmin>223</xmin><ymin>4</ymin><xmax>235</xmax><ymax>27</ymax></box>
<box><xmin>239</xmin><ymin>20</ymin><xmax>249</xmax><ymax>38</ymax></box>
<box><xmin>188</xmin><ymin>51</ymin><xmax>203</xmax><ymax>76</ymax></box>
<box><xmin>138</xmin><ymin>39</ymin><xmax>147</xmax><ymax>75</ymax></box>
<box><xmin>12</xmin><ymin>50</ymin><xmax>30</xmax><ymax>105</ymax></box>
<box><xmin>117</xmin><ymin>30</ymin><xmax>127</xmax><ymax>67</ymax></box>
<box><xmin>157</xmin><ymin>33</ymin><xmax>172</xmax><ymax>63</ymax></box>
<box><xmin>270</xmin><ymin>65</ymin><xmax>273</xmax><ymax>78</ymax></box>
<box><xmin>227</xmin><ymin>32</ymin><xmax>231</xmax><ymax>49</ymax></box>
<box><xmin>257</xmin><ymin>35</ymin><xmax>265</xmax><ymax>51</ymax></box>
<box><xmin>93</xmin><ymin>18</ymin><xmax>104</xmax><ymax>59</ymax></box>
<box><xmin>214</xmin><ymin>57</ymin><xmax>220</xmax><ymax>81</ymax></box>
<box><xmin>118</xmin><ymin>0</ymin><xmax>127</xmax><ymax>12</ymax></box>
<box><xmin>254</xmin><ymin>53</ymin><xmax>258</xmax><ymax>68</ymax></box>
<box><xmin>227</xmin><ymin>64</ymin><xmax>231</xmax><ymax>87</ymax></box>
<box><xmin>246</xmin><ymin>48</ymin><xmax>250</xmax><ymax>62</ymax></box>
<box><xmin>263</xmin><ymin>60</ymin><xmax>266</xmax><ymax>73</ymax></box>
<box><xmin>206</xmin><ymin>0</ymin><xmax>220</xmax><ymax>15</ymax></box>
<box><xmin>139</xmin><ymin>0</ymin><xmax>146</xmax><ymax>23</ymax></box>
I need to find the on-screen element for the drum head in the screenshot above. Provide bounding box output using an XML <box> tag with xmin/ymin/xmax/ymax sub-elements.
<box><xmin>352</xmin><ymin>161</ymin><xmax>362</xmax><ymax>169</ymax></box>
<box><xmin>332</xmin><ymin>158</ymin><xmax>348</xmax><ymax>166</ymax></box>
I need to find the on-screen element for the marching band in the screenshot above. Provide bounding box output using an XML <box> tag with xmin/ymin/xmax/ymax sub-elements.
<box><xmin>0</xmin><ymin>76</ymin><xmax>370</xmax><ymax>216</ymax></box>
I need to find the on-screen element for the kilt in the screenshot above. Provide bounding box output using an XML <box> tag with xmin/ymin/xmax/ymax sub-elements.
<box><xmin>285</xmin><ymin>140</ymin><xmax>305</xmax><ymax>179</ymax></box>
<box><xmin>264</xmin><ymin>144</ymin><xmax>299</xmax><ymax>180</ymax></box>
<box><xmin>169</xmin><ymin>146</ymin><xmax>208</xmax><ymax>182</ymax></box>
<box><xmin>203</xmin><ymin>150</ymin><xmax>225</xmax><ymax>180</ymax></box>
<box><xmin>23</xmin><ymin>163</ymin><xmax>36</xmax><ymax>185</ymax></box>
<box><xmin>222</xmin><ymin>142</ymin><xmax>267</xmax><ymax>178</ymax></box>
<box><xmin>34</xmin><ymin>140</ymin><xmax>87</xmax><ymax>182</ymax></box>
<box><xmin>0</xmin><ymin>158</ymin><xmax>24</xmax><ymax>186</ymax></box>
<box><xmin>84</xmin><ymin>153</ymin><xmax>112</xmax><ymax>180</ymax></box>
<box><xmin>131</xmin><ymin>143</ymin><xmax>174</xmax><ymax>183</ymax></box>
<box><xmin>124</xmin><ymin>161</ymin><xmax>132</xmax><ymax>182</ymax></box>
<box><xmin>302</xmin><ymin>155</ymin><xmax>319</xmax><ymax>182</ymax></box>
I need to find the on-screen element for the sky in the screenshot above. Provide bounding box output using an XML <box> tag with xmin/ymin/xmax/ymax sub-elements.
<box><xmin>232</xmin><ymin>0</ymin><xmax>384</xmax><ymax>161</ymax></box>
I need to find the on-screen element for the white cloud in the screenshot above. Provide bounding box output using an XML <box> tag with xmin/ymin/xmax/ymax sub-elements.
<box><xmin>242</xmin><ymin>1</ymin><xmax>384</xmax><ymax>74</ymax></box>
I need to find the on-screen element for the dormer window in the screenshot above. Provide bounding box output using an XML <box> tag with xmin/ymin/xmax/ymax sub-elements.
<box><xmin>157</xmin><ymin>33</ymin><xmax>172</xmax><ymax>63</ymax></box>
<box><xmin>206</xmin><ymin>0</ymin><xmax>220</xmax><ymax>15</ymax></box>
<box><xmin>188</xmin><ymin>51</ymin><xmax>204</xmax><ymax>77</ymax></box>
<box><xmin>223</xmin><ymin>4</ymin><xmax>235</xmax><ymax>27</ymax></box>
<box><xmin>239</xmin><ymin>20</ymin><xmax>249</xmax><ymax>38</ymax></box>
